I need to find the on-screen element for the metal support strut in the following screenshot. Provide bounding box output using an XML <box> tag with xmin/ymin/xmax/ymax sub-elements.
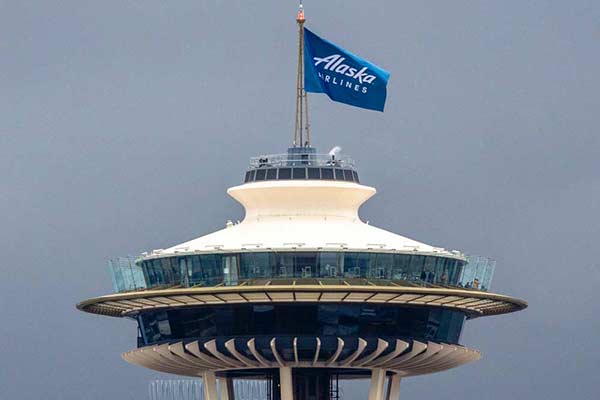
<box><xmin>202</xmin><ymin>371</ymin><xmax>218</xmax><ymax>400</ymax></box>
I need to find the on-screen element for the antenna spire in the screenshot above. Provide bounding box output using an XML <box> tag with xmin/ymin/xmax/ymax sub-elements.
<box><xmin>294</xmin><ymin>2</ymin><xmax>310</xmax><ymax>147</ymax></box>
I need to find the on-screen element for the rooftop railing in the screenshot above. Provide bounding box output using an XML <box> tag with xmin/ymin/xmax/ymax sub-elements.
<box><xmin>249</xmin><ymin>153</ymin><xmax>356</xmax><ymax>169</ymax></box>
<box><xmin>108</xmin><ymin>257</ymin><xmax>146</xmax><ymax>293</ymax></box>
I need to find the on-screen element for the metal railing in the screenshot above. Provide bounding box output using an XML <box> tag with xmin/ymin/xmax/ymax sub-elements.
<box><xmin>249</xmin><ymin>153</ymin><xmax>356</xmax><ymax>169</ymax></box>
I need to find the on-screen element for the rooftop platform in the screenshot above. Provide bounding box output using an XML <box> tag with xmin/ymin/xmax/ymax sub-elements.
<box><xmin>76</xmin><ymin>279</ymin><xmax>527</xmax><ymax>319</ymax></box>
<box><xmin>245</xmin><ymin>147</ymin><xmax>359</xmax><ymax>183</ymax></box>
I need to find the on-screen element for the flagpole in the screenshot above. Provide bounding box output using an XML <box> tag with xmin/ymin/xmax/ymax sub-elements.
<box><xmin>294</xmin><ymin>2</ymin><xmax>310</xmax><ymax>147</ymax></box>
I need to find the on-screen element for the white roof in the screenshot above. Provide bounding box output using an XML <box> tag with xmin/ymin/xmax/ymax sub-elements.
<box><xmin>146</xmin><ymin>180</ymin><xmax>463</xmax><ymax>260</ymax></box>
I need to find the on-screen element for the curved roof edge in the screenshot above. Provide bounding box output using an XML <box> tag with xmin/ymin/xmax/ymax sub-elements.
<box><xmin>77</xmin><ymin>284</ymin><xmax>527</xmax><ymax>319</ymax></box>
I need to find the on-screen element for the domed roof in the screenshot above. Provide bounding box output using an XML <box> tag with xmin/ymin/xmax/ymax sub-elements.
<box><xmin>146</xmin><ymin>180</ymin><xmax>463</xmax><ymax>261</ymax></box>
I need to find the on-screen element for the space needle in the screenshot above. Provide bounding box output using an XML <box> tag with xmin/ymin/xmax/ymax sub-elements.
<box><xmin>77</xmin><ymin>4</ymin><xmax>526</xmax><ymax>400</ymax></box>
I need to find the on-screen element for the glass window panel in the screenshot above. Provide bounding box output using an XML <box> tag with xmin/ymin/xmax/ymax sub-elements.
<box><xmin>318</xmin><ymin>252</ymin><xmax>342</xmax><ymax>278</ymax></box>
<box><xmin>244</xmin><ymin>171</ymin><xmax>252</xmax><ymax>183</ymax></box>
<box><xmin>407</xmin><ymin>255</ymin><xmax>426</xmax><ymax>282</ymax></box>
<box><xmin>295</xmin><ymin>252</ymin><xmax>317</xmax><ymax>277</ymax></box>
<box><xmin>342</xmin><ymin>253</ymin><xmax>360</xmax><ymax>278</ymax></box>
<box><xmin>432</xmin><ymin>257</ymin><xmax>446</xmax><ymax>285</ymax></box>
<box><xmin>131</xmin><ymin>261</ymin><xmax>146</xmax><ymax>290</ymax></box>
<box><xmin>223</xmin><ymin>255</ymin><xmax>239</xmax><ymax>286</ymax></box>
<box><xmin>392</xmin><ymin>254</ymin><xmax>410</xmax><ymax>280</ymax></box>
<box><xmin>337</xmin><ymin>304</ymin><xmax>360</xmax><ymax>336</ymax></box>
<box><xmin>190</xmin><ymin>256</ymin><xmax>202</xmax><ymax>286</ymax></box>
<box><xmin>266</xmin><ymin>168</ymin><xmax>277</xmax><ymax>180</ymax></box>
<box><xmin>178</xmin><ymin>257</ymin><xmax>189</xmax><ymax>286</ymax></box>
<box><xmin>159</xmin><ymin>259</ymin><xmax>169</xmax><ymax>284</ymax></box>
<box><xmin>366</xmin><ymin>253</ymin><xmax>378</xmax><ymax>279</ymax></box>
<box><xmin>448</xmin><ymin>259</ymin><xmax>460</xmax><ymax>285</ymax></box>
<box><xmin>275</xmin><ymin>253</ymin><xmax>294</xmax><ymax>277</ymax></box>
<box><xmin>321</xmin><ymin>168</ymin><xmax>334</xmax><ymax>180</ymax></box>
<box><xmin>278</xmin><ymin>168</ymin><xmax>291</xmax><ymax>180</ymax></box>
<box><xmin>240</xmin><ymin>252</ymin><xmax>272</xmax><ymax>280</ymax></box>
<box><xmin>343</xmin><ymin>169</ymin><xmax>353</xmax><ymax>181</ymax></box>
<box><xmin>146</xmin><ymin>261</ymin><xmax>157</xmax><ymax>286</ymax></box>
<box><xmin>352</xmin><ymin>170</ymin><xmax>360</xmax><ymax>183</ymax></box>
<box><xmin>166</xmin><ymin>258</ymin><xmax>177</xmax><ymax>284</ymax></box>
<box><xmin>307</xmin><ymin>167</ymin><xmax>320</xmax><ymax>179</ymax></box>
<box><xmin>343</xmin><ymin>253</ymin><xmax>371</xmax><ymax>278</ymax></box>
<box><xmin>141</xmin><ymin>261</ymin><xmax>151</xmax><ymax>286</ymax></box>
<box><xmin>152</xmin><ymin>259</ymin><xmax>165</xmax><ymax>285</ymax></box>
<box><xmin>333</xmin><ymin>169</ymin><xmax>342</xmax><ymax>180</ymax></box>
<box><xmin>373</xmin><ymin>253</ymin><xmax>393</xmax><ymax>279</ymax></box>
<box><xmin>255</xmin><ymin>169</ymin><xmax>266</xmax><ymax>180</ymax></box>
<box><xmin>423</xmin><ymin>256</ymin><xmax>437</xmax><ymax>283</ymax></box>
<box><xmin>144</xmin><ymin>261</ymin><xmax>154</xmax><ymax>286</ymax></box>
<box><xmin>139</xmin><ymin>311</ymin><xmax>172</xmax><ymax>344</ymax></box>
<box><xmin>153</xmin><ymin>261</ymin><xmax>163</xmax><ymax>285</ymax></box>
<box><xmin>438</xmin><ymin>258</ymin><xmax>450</xmax><ymax>285</ymax></box>
<box><xmin>200</xmin><ymin>254</ymin><xmax>223</xmax><ymax>286</ymax></box>
<box><xmin>292</xmin><ymin>168</ymin><xmax>307</xmax><ymax>180</ymax></box>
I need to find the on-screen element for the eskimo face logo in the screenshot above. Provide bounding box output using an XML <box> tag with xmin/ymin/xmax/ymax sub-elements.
<box><xmin>313</xmin><ymin>54</ymin><xmax>376</xmax><ymax>84</ymax></box>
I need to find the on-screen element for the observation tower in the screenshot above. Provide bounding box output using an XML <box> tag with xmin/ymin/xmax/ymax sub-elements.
<box><xmin>77</xmin><ymin>5</ymin><xmax>526</xmax><ymax>400</ymax></box>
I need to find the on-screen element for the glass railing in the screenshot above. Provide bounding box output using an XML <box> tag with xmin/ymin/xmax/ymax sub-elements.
<box><xmin>458</xmin><ymin>255</ymin><xmax>495</xmax><ymax>291</ymax></box>
<box><xmin>108</xmin><ymin>256</ymin><xmax>147</xmax><ymax>293</ymax></box>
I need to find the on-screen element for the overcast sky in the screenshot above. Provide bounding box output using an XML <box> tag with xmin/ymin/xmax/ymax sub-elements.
<box><xmin>1</xmin><ymin>1</ymin><xmax>599</xmax><ymax>399</ymax></box>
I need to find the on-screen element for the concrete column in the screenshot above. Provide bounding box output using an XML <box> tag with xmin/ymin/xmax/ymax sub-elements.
<box><xmin>202</xmin><ymin>371</ymin><xmax>218</xmax><ymax>400</ymax></box>
<box><xmin>386</xmin><ymin>374</ymin><xmax>401</xmax><ymax>400</ymax></box>
<box><xmin>368</xmin><ymin>369</ymin><xmax>386</xmax><ymax>400</ymax></box>
<box><xmin>279</xmin><ymin>367</ymin><xmax>294</xmax><ymax>400</ymax></box>
<box><xmin>220</xmin><ymin>377</ymin><xmax>235</xmax><ymax>400</ymax></box>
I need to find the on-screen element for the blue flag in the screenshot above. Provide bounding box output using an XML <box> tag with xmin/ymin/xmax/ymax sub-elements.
<box><xmin>304</xmin><ymin>28</ymin><xmax>390</xmax><ymax>112</ymax></box>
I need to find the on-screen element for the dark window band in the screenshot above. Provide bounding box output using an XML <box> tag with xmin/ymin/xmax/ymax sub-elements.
<box><xmin>244</xmin><ymin>167</ymin><xmax>360</xmax><ymax>183</ymax></box>
<box><xmin>137</xmin><ymin>304</ymin><xmax>466</xmax><ymax>347</ymax></box>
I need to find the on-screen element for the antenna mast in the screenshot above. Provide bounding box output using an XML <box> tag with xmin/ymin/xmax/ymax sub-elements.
<box><xmin>294</xmin><ymin>2</ymin><xmax>310</xmax><ymax>147</ymax></box>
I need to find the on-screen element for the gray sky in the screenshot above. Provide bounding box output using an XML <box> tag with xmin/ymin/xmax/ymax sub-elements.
<box><xmin>1</xmin><ymin>1</ymin><xmax>599</xmax><ymax>399</ymax></box>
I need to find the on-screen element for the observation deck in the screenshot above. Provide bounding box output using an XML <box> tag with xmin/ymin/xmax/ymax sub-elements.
<box><xmin>244</xmin><ymin>147</ymin><xmax>360</xmax><ymax>184</ymax></box>
<box><xmin>77</xmin><ymin>145</ymin><xmax>527</xmax><ymax>400</ymax></box>
<box><xmin>74</xmin><ymin>3</ymin><xmax>527</xmax><ymax>397</ymax></box>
